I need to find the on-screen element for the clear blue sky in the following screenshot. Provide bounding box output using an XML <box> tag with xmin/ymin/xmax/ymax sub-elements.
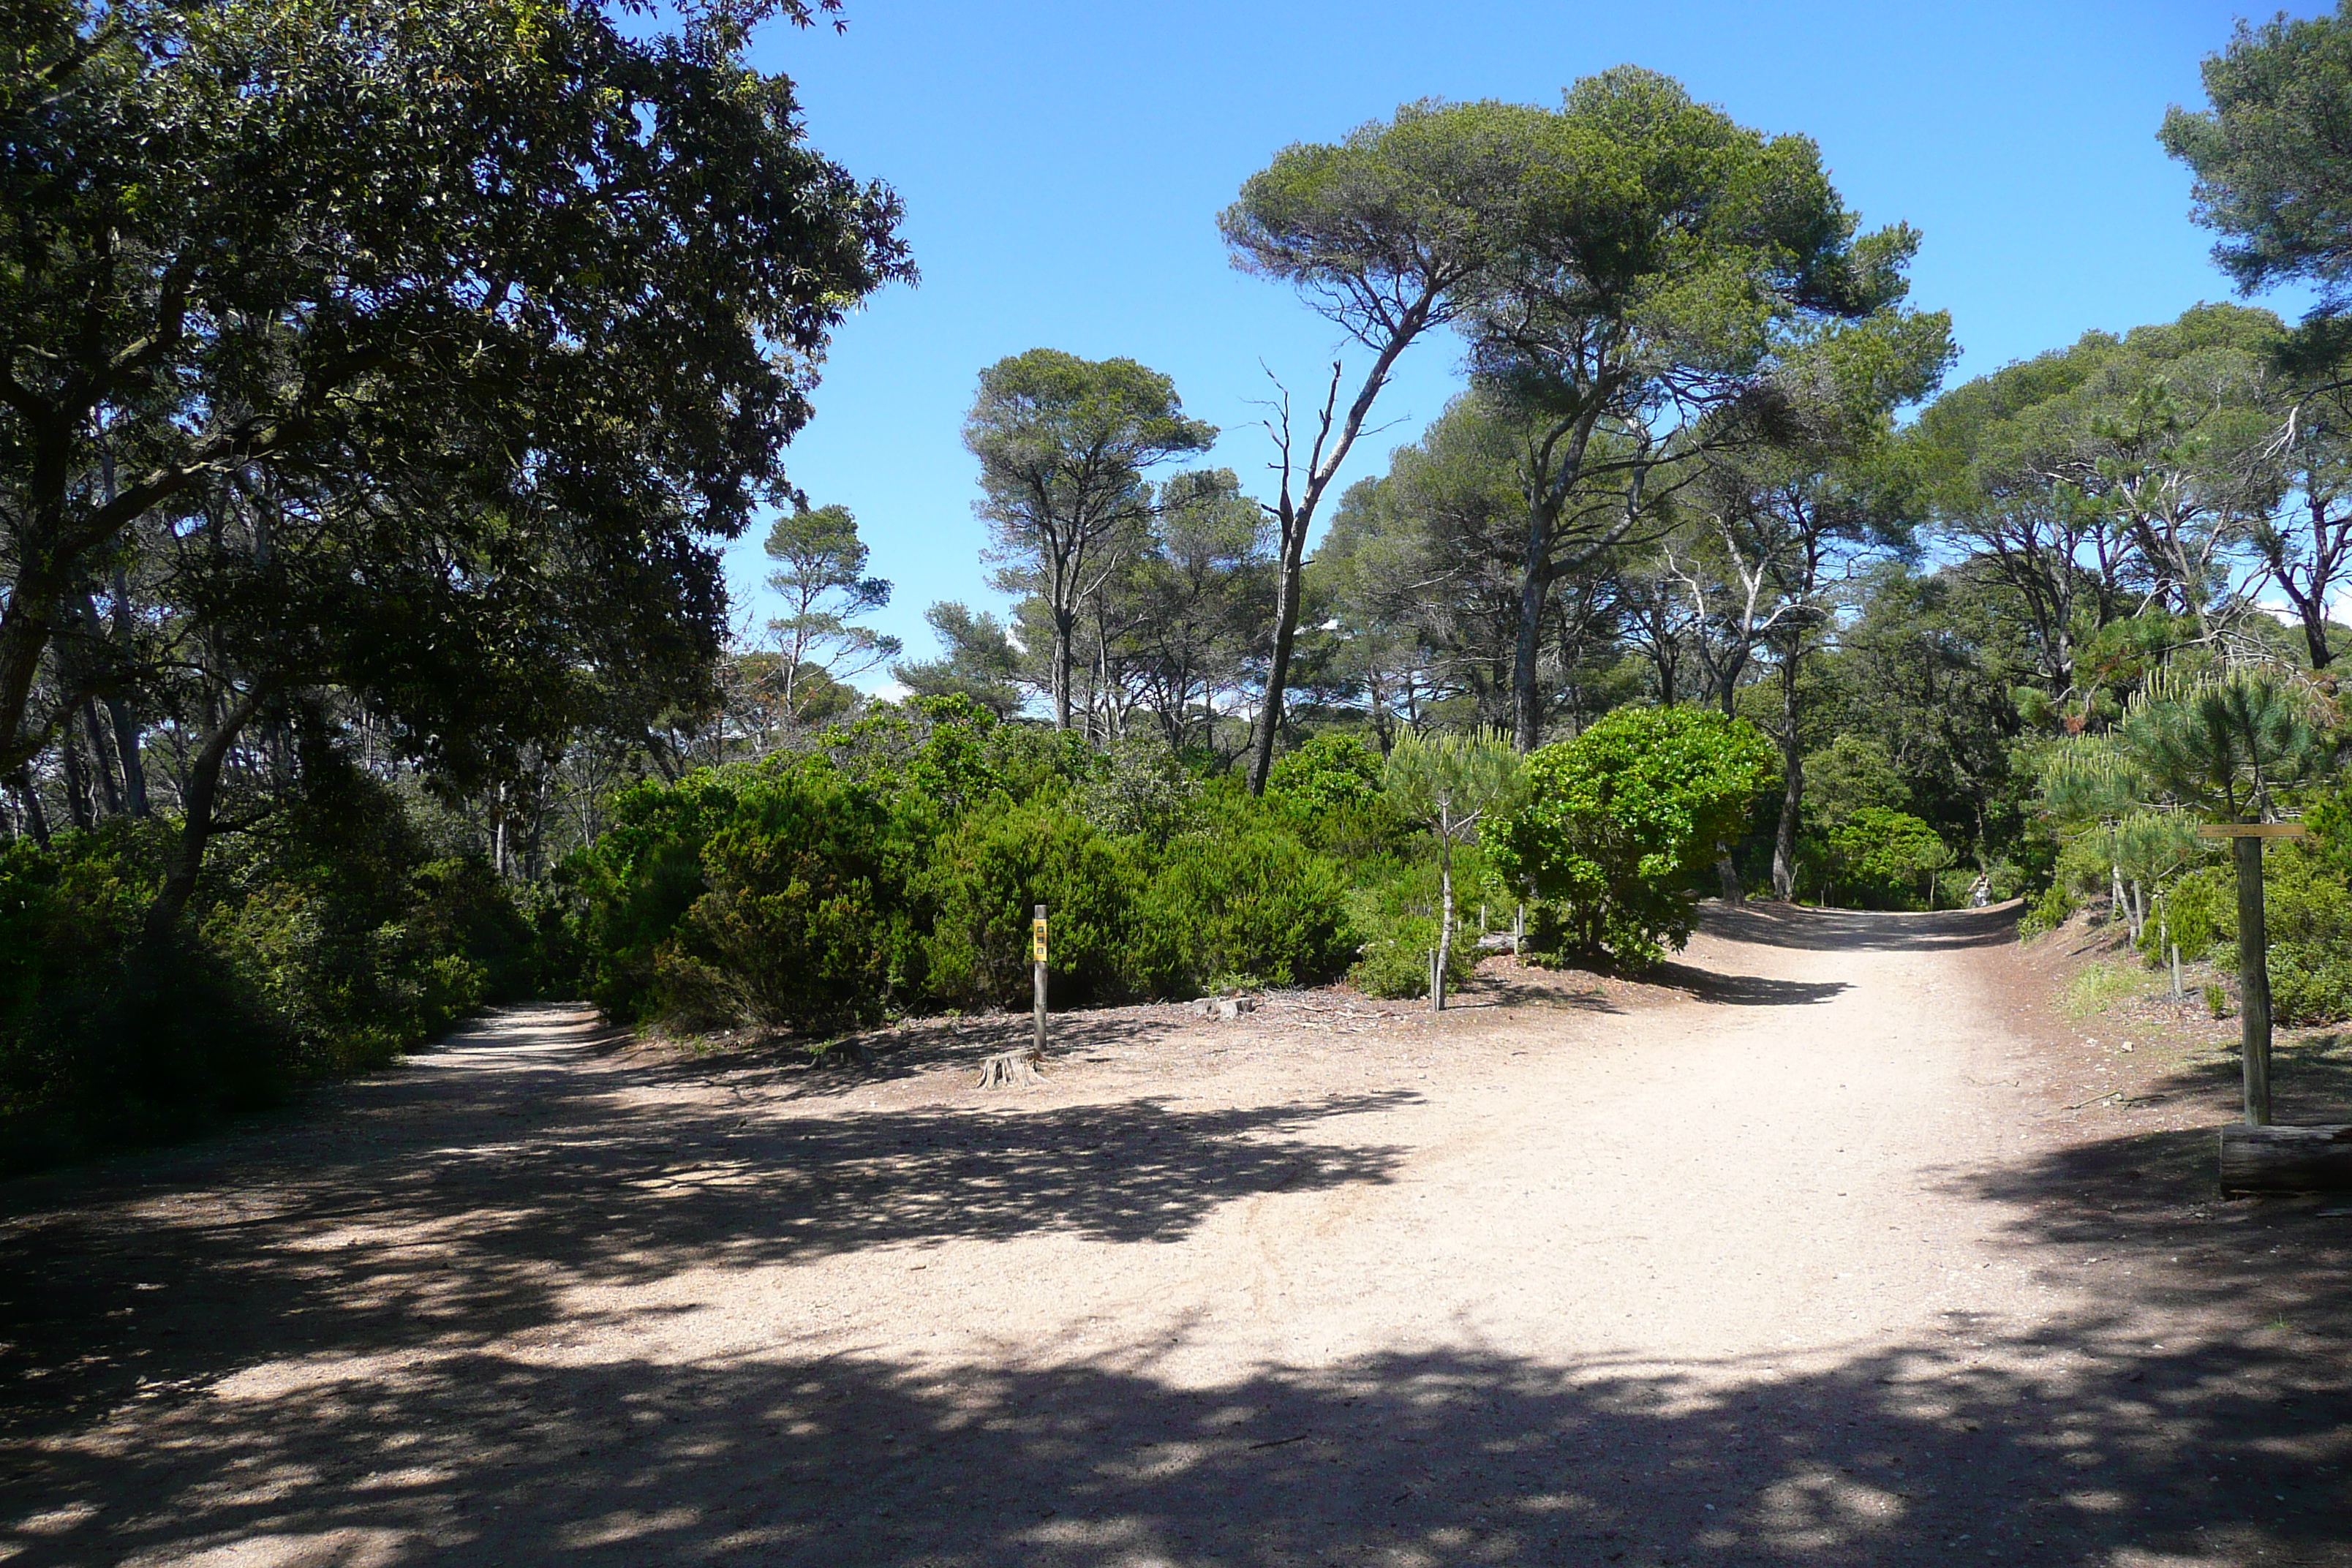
<box><xmin>736</xmin><ymin>0</ymin><xmax>2326</xmax><ymax>679</ymax></box>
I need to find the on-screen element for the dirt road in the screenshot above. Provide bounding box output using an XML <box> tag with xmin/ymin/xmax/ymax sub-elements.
<box><xmin>4</xmin><ymin>905</ymin><xmax>2346</xmax><ymax>1567</ymax></box>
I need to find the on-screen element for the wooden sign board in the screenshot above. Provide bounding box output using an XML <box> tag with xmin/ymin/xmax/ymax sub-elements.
<box><xmin>2195</xmin><ymin>823</ymin><xmax>2308</xmax><ymax>839</ymax></box>
<box><xmin>1032</xmin><ymin>916</ymin><xmax>1049</xmax><ymax>963</ymax></box>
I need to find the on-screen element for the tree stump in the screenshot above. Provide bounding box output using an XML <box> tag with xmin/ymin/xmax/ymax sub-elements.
<box><xmin>976</xmin><ymin>1046</ymin><xmax>1044</xmax><ymax>1089</ymax></box>
<box><xmin>2218</xmin><ymin>1123</ymin><xmax>2352</xmax><ymax>1195</ymax></box>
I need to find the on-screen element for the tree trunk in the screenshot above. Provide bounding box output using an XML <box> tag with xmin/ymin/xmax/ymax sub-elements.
<box><xmin>7</xmin><ymin>766</ymin><xmax>49</xmax><ymax>846</ymax></box>
<box><xmin>80</xmin><ymin>698</ymin><xmax>123</xmax><ymax>817</ymax></box>
<box><xmin>1433</xmin><ymin>834</ymin><xmax>1455</xmax><ymax>1011</ymax></box>
<box><xmin>144</xmin><ymin>687</ymin><xmax>265</xmax><ymax>944</ymax></box>
<box><xmin>103</xmin><ymin>693</ymin><xmax>147</xmax><ymax>817</ymax></box>
<box><xmin>2300</xmin><ymin>606</ymin><xmax>2333</xmax><ymax>671</ymax></box>
<box><xmin>1510</xmin><ymin>516</ymin><xmax>1553</xmax><ymax>753</ymax></box>
<box><xmin>1050</xmin><ymin>607</ymin><xmax>1075</xmax><ymax>731</ymax></box>
<box><xmin>59</xmin><ymin>728</ymin><xmax>94</xmax><ymax>831</ymax></box>
<box><xmin>2234</xmin><ymin>833</ymin><xmax>2273</xmax><ymax>1127</ymax></box>
<box><xmin>1771</xmin><ymin>662</ymin><xmax>1803</xmax><ymax>900</ymax></box>
<box><xmin>1246</xmin><ymin>519</ymin><xmax>1308</xmax><ymax>794</ymax></box>
<box><xmin>1716</xmin><ymin>850</ymin><xmax>1743</xmax><ymax>907</ymax></box>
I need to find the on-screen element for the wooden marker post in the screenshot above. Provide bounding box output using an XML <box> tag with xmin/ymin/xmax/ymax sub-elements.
<box><xmin>2196</xmin><ymin>822</ymin><xmax>2304</xmax><ymax>1127</ymax></box>
<box><xmin>1032</xmin><ymin>903</ymin><xmax>1049</xmax><ymax>1055</ymax></box>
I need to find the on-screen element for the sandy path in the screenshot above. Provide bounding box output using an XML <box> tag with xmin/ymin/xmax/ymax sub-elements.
<box><xmin>2</xmin><ymin>905</ymin><xmax>2345</xmax><ymax>1567</ymax></box>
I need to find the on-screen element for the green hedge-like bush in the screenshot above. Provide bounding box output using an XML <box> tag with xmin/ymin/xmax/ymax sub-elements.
<box><xmin>1131</xmin><ymin>824</ymin><xmax>1357</xmax><ymax>992</ymax></box>
<box><xmin>656</xmin><ymin>759</ymin><xmax>921</xmax><ymax>1029</ymax></box>
<box><xmin>1491</xmin><ymin>705</ymin><xmax>1776</xmax><ymax>967</ymax></box>
<box><xmin>2151</xmin><ymin>848</ymin><xmax>2352</xmax><ymax>1024</ymax></box>
<box><xmin>919</xmin><ymin>795</ymin><xmax>1139</xmax><ymax>1010</ymax></box>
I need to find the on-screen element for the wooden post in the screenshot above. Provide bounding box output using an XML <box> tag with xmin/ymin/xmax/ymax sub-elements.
<box><xmin>2198</xmin><ymin>823</ymin><xmax>2303</xmax><ymax>1127</ymax></box>
<box><xmin>1513</xmin><ymin>902</ymin><xmax>1524</xmax><ymax>958</ymax></box>
<box><xmin>1032</xmin><ymin>903</ymin><xmax>1048</xmax><ymax>1056</ymax></box>
<box><xmin>1428</xmin><ymin>948</ymin><xmax>1441</xmax><ymax>1011</ymax></box>
<box><xmin>2234</xmin><ymin>834</ymin><xmax>2272</xmax><ymax>1127</ymax></box>
<box><xmin>2170</xmin><ymin>941</ymin><xmax>2183</xmax><ymax>1000</ymax></box>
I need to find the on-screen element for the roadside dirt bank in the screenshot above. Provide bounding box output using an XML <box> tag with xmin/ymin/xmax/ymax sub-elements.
<box><xmin>2</xmin><ymin>902</ymin><xmax>2345</xmax><ymax>1567</ymax></box>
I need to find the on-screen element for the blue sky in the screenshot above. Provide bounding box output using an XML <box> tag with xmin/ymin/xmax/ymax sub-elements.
<box><xmin>738</xmin><ymin>0</ymin><xmax>2326</xmax><ymax>677</ymax></box>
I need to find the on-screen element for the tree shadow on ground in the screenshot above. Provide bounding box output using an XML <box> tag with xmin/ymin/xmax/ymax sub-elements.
<box><xmin>1649</xmin><ymin>965</ymin><xmax>1852</xmax><ymax>1008</ymax></box>
<box><xmin>0</xmin><ymin>1043</ymin><xmax>1415</xmax><ymax>1444</ymax></box>
<box><xmin>5</xmin><ymin>1313</ymin><xmax>2345</xmax><ymax>1567</ymax></box>
<box><xmin>1703</xmin><ymin>902</ymin><xmax>2022</xmax><ymax>954</ymax></box>
<box><xmin>619</xmin><ymin>1005</ymin><xmax>1206</xmax><ymax>1098</ymax></box>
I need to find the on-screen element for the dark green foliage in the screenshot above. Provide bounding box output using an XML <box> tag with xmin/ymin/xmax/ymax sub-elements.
<box><xmin>1493</xmin><ymin>706</ymin><xmax>1778</xmax><ymax>966</ymax></box>
<box><xmin>1268</xmin><ymin>734</ymin><xmax>1409</xmax><ymax>862</ymax></box>
<box><xmin>1807</xmin><ymin>807</ymin><xmax>1949</xmax><ymax>910</ymax></box>
<box><xmin>1131</xmin><ymin>826</ymin><xmax>1357</xmax><ymax>993</ymax></box>
<box><xmin>562</xmin><ymin>699</ymin><xmax>1359</xmax><ymax>1024</ymax></box>
<box><xmin>1346</xmin><ymin>859</ymin><xmax>1488</xmax><ymax>1000</ymax></box>
<box><xmin>2019</xmin><ymin>883</ymin><xmax>2076</xmax><ymax>941</ymax></box>
<box><xmin>658</xmin><ymin>760</ymin><xmax>919</xmax><ymax>1029</ymax></box>
<box><xmin>1268</xmin><ymin>734</ymin><xmax>1386</xmax><ymax>816</ymax></box>
<box><xmin>2162</xmin><ymin>2</ymin><xmax>2352</xmax><ymax>313</ymax></box>
<box><xmin>919</xmin><ymin>798</ymin><xmax>1136</xmax><ymax>1011</ymax></box>
<box><xmin>0</xmin><ymin>783</ymin><xmax>542</xmax><ymax>1169</ymax></box>
<box><xmin>2152</xmin><ymin>846</ymin><xmax>2352</xmax><ymax>1024</ymax></box>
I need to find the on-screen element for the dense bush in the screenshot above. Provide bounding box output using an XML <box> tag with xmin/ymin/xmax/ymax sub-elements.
<box><xmin>1492</xmin><ymin>706</ymin><xmax>1777</xmax><ymax>967</ymax></box>
<box><xmin>920</xmin><ymin>795</ymin><xmax>1139</xmax><ymax>1009</ymax></box>
<box><xmin>2152</xmin><ymin>846</ymin><xmax>2352</xmax><ymax>1023</ymax></box>
<box><xmin>1131</xmin><ymin>823</ymin><xmax>1357</xmax><ymax>992</ymax></box>
<box><xmin>0</xmin><ymin>774</ymin><xmax>542</xmax><ymax>1169</ymax></box>
<box><xmin>562</xmin><ymin>698</ymin><xmax>1363</xmax><ymax>1025</ymax></box>
<box><xmin>1345</xmin><ymin>859</ymin><xmax>1487</xmax><ymax>999</ymax></box>
<box><xmin>1807</xmin><ymin>806</ymin><xmax>1949</xmax><ymax>909</ymax></box>
<box><xmin>657</xmin><ymin>760</ymin><xmax>921</xmax><ymax>1028</ymax></box>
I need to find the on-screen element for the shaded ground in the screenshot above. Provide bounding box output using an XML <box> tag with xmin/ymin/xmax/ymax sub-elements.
<box><xmin>2</xmin><ymin>905</ymin><xmax>2346</xmax><ymax>1567</ymax></box>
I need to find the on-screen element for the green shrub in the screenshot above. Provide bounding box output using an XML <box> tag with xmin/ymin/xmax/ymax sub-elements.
<box><xmin>1</xmin><ymin>769</ymin><xmax>536</xmax><ymax>1168</ymax></box>
<box><xmin>1345</xmin><ymin>865</ymin><xmax>1481</xmax><ymax>999</ymax></box>
<box><xmin>657</xmin><ymin>758</ymin><xmax>918</xmax><ymax>1029</ymax></box>
<box><xmin>1129</xmin><ymin>825</ymin><xmax>1356</xmax><ymax>992</ymax></box>
<box><xmin>1267</xmin><ymin>733</ymin><xmax>1385</xmax><ymax>815</ymax></box>
<box><xmin>1491</xmin><ymin>705</ymin><xmax>1776</xmax><ymax>967</ymax></box>
<box><xmin>2019</xmin><ymin>883</ymin><xmax>2075</xmax><ymax>941</ymax></box>
<box><xmin>1812</xmin><ymin>807</ymin><xmax>1948</xmax><ymax>909</ymax></box>
<box><xmin>918</xmin><ymin>795</ymin><xmax>1137</xmax><ymax>1010</ymax></box>
<box><xmin>2146</xmin><ymin>847</ymin><xmax>2352</xmax><ymax>1024</ymax></box>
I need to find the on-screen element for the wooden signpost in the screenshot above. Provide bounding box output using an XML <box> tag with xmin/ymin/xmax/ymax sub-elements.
<box><xmin>2195</xmin><ymin>821</ymin><xmax>2302</xmax><ymax>1129</ymax></box>
<box><xmin>1032</xmin><ymin>905</ymin><xmax>1049</xmax><ymax>1054</ymax></box>
<box><xmin>976</xmin><ymin>904</ymin><xmax>1049</xmax><ymax>1089</ymax></box>
<box><xmin>2195</xmin><ymin>821</ymin><xmax>2352</xmax><ymax>1194</ymax></box>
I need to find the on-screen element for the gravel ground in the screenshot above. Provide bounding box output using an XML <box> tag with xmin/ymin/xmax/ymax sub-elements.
<box><xmin>1</xmin><ymin>901</ymin><xmax>2346</xmax><ymax>1567</ymax></box>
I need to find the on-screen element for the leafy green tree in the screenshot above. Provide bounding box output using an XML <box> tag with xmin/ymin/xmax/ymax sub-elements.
<box><xmin>1492</xmin><ymin>705</ymin><xmax>1776</xmax><ymax>966</ymax></box>
<box><xmin>1907</xmin><ymin>306</ymin><xmax>2283</xmax><ymax>701</ymax></box>
<box><xmin>1224</xmin><ymin>99</ymin><xmax>1538</xmax><ymax>791</ymax></box>
<box><xmin>764</xmin><ymin>505</ymin><xmax>901</xmax><ymax>726</ymax></box>
<box><xmin>2090</xmin><ymin>668</ymin><xmax>2337</xmax><ymax>1123</ymax></box>
<box><xmin>1382</xmin><ymin>728</ymin><xmax>1525</xmax><ymax>1005</ymax></box>
<box><xmin>2162</xmin><ymin>4</ymin><xmax>2352</xmax><ymax>326</ymax></box>
<box><xmin>1</xmin><ymin>0</ymin><xmax>911</xmax><ymax>935</ymax></box>
<box><xmin>1816</xmin><ymin>807</ymin><xmax>1948</xmax><ymax>909</ymax></box>
<box><xmin>1462</xmin><ymin>67</ymin><xmax>1948</xmax><ymax>750</ymax></box>
<box><xmin>892</xmin><ymin>604</ymin><xmax>1026</xmax><ymax>719</ymax></box>
<box><xmin>962</xmin><ymin>350</ymin><xmax>1215</xmax><ymax>731</ymax></box>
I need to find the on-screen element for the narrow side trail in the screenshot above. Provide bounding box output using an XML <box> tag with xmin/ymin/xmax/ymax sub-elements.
<box><xmin>3</xmin><ymin>907</ymin><xmax>2345</xmax><ymax>1567</ymax></box>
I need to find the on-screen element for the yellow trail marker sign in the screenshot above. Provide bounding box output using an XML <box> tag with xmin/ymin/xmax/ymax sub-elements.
<box><xmin>2196</xmin><ymin>822</ymin><xmax>2308</xmax><ymax>838</ymax></box>
<box><xmin>1033</xmin><ymin>915</ymin><xmax>1049</xmax><ymax>963</ymax></box>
